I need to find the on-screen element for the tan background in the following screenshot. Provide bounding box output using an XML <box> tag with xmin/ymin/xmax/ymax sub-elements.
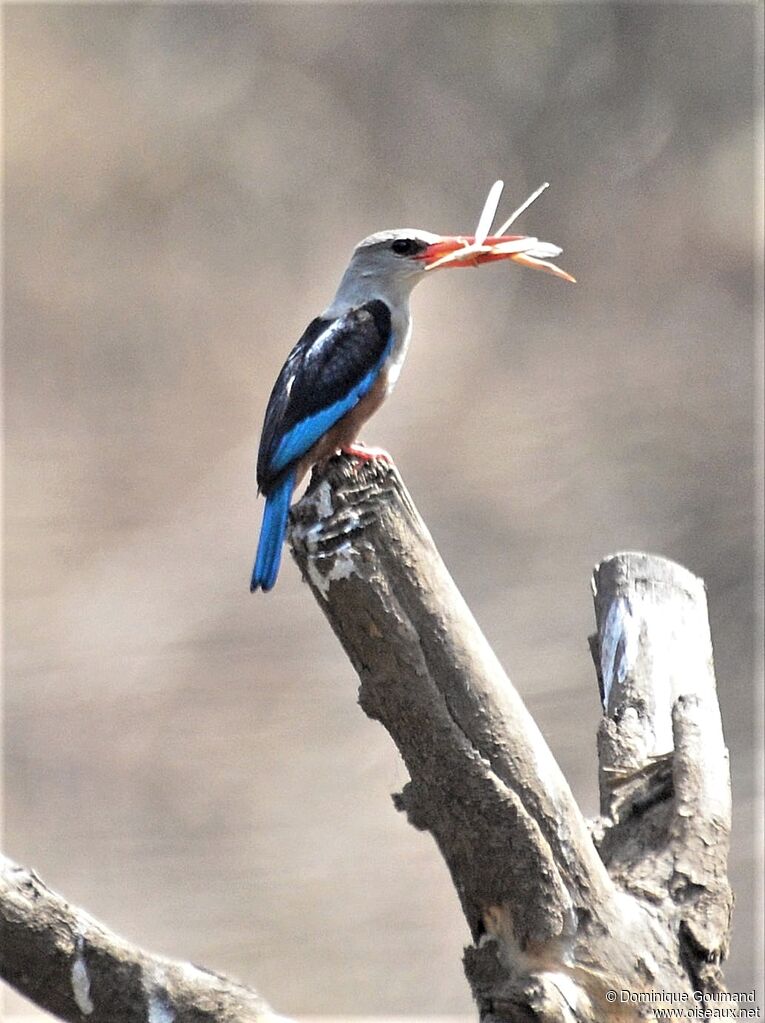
<box><xmin>2</xmin><ymin>2</ymin><xmax>761</xmax><ymax>1015</ymax></box>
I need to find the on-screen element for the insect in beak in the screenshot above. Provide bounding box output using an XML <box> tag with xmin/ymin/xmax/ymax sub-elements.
<box><xmin>422</xmin><ymin>180</ymin><xmax>576</xmax><ymax>284</ymax></box>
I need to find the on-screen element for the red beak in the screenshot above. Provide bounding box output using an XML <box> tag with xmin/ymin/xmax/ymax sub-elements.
<box><xmin>421</xmin><ymin>234</ymin><xmax>576</xmax><ymax>283</ymax></box>
<box><xmin>420</xmin><ymin>235</ymin><xmax>516</xmax><ymax>267</ymax></box>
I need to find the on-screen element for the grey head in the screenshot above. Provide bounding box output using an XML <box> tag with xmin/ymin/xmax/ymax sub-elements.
<box><xmin>325</xmin><ymin>228</ymin><xmax>442</xmax><ymax>317</ymax></box>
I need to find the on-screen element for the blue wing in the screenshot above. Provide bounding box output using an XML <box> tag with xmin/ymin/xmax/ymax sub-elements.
<box><xmin>257</xmin><ymin>300</ymin><xmax>393</xmax><ymax>492</ymax></box>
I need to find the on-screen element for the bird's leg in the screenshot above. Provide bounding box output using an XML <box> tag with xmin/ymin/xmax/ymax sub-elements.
<box><xmin>341</xmin><ymin>442</ymin><xmax>393</xmax><ymax>464</ymax></box>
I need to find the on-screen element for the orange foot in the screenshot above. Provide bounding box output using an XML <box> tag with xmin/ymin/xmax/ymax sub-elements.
<box><xmin>341</xmin><ymin>442</ymin><xmax>393</xmax><ymax>464</ymax></box>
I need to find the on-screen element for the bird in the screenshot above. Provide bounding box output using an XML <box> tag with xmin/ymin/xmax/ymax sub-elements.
<box><xmin>251</xmin><ymin>183</ymin><xmax>575</xmax><ymax>592</ymax></box>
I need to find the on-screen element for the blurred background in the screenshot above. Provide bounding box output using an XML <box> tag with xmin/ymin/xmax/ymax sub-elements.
<box><xmin>2</xmin><ymin>3</ymin><xmax>761</xmax><ymax>1017</ymax></box>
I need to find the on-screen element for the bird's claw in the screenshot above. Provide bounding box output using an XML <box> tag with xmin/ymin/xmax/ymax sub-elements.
<box><xmin>341</xmin><ymin>443</ymin><xmax>393</xmax><ymax>464</ymax></box>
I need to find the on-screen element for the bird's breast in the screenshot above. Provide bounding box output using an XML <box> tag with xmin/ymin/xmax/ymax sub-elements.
<box><xmin>383</xmin><ymin>315</ymin><xmax>413</xmax><ymax>395</ymax></box>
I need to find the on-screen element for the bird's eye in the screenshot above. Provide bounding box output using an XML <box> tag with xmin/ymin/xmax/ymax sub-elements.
<box><xmin>391</xmin><ymin>238</ymin><xmax>420</xmax><ymax>256</ymax></box>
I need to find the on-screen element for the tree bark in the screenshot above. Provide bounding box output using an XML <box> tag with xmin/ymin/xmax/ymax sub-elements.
<box><xmin>1</xmin><ymin>455</ymin><xmax>734</xmax><ymax>1022</ymax></box>
<box><xmin>288</xmin><ymin>455</ymin><xmax>733</xmax><ymax>1021</ymax></box>
<box><xmin>589</xmin><ymin>553</ymin><xmax>732</xmax><ymax>995</ymax></box>
<box><xmin>0</xmin><ymin>855</ymin><xmax>280</xmax><ymax>1023</ymax></box>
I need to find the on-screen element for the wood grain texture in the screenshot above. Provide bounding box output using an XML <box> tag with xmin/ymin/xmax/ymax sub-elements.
<box><xmin>0</xmin><ymin>459</ymin><xmax>733</xmax><ymax>1022</ymax></box>
<box><xmin>0</xmin><ymin>855</ymin><xmax>278</xmax><ymax>1023</ymax></box>
<box><xmin>590</xmin><ymin>552</ymin><xmax>732</xmax><ymax>995</ymax></box>
<box><xmin>290</xmin><ymin>457</ymin><xmax>733</xmax><ymax>1020</ymax></box>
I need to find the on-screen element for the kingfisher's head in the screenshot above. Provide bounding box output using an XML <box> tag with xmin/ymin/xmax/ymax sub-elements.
<box><xmin>326</xmin><ymin>229</ymin><xmax>434</xmax><ymax>314</ymax></box>
<box><xmin>328</xmin><ymin>226</ymin><xmax>573</xmax><ymax>314</ymax></box>
<box><xmin>346</xmin><ymin>229</ymin><xmax>442</xmax><ymax>285</ymax></box>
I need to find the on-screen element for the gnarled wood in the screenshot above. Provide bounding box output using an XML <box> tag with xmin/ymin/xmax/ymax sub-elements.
<box><xmin>0</xmin><ymin>855</ymin><xmax>280</xmax><ymax>1023</ymax></box>
<box><xmin>1</xmin><ymin>459</ymin><xmax>733</xmax><ymax>1022</ymax></box>
<box><xmin>289</xmin><ymin>456</ymin><xmax>729</xmax><ymax>1020</ymax></box>
<box><xmin>589</xmin><ymin>553</ymin><xmax>732</xmax><ymax>995</ymax></box>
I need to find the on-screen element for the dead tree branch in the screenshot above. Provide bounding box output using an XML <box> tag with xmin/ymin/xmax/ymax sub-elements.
<box><xmin>0</xmin><ymin>854</ymin><xmax>281</xmax><ymax>1023</ymax></box>
<box><xmin>589</xmin><ymin>553</ymin><xmax>732</xmax><ymax>994</ymax></box>
<box><xmin>289</xmin><ymin>456</ymin><xmax>732</xmax><ymax>1021</ymax></box>
<box><xmin>2</xmin><ymin>458</ymin><xmax>733</xmax><ymax>1022</ymax></box>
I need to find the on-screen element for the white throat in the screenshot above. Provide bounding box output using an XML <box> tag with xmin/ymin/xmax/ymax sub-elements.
<box><xmin>323</xmin><ymin>266</ymin><xmax>419</xmax><ymax>322</ymax></box>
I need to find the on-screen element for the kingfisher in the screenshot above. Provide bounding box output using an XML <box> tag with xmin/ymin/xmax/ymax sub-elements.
<box><xmin>251</xmin><ymin>181</ymin><xmax>575</xmax><ymax>591</ymax></box>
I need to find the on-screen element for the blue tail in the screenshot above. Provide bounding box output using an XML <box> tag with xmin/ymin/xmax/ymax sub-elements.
<box><xmin>251</xmin><ymin>470</ymin><xmax>296</xmax><ymax>592</ymax></box>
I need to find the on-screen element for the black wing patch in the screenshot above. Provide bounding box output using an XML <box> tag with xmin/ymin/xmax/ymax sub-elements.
<box><xmin>257</xmin><ymin>300</ymin><xmax>392</xmax><ymax>491</ymax></box>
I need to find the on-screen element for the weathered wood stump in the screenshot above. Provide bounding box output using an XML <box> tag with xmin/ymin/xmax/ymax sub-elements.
<box><xmin>1</xmin><ymin>455</ymin><xmax>733</xmax><ymax>1022</ymax></box>
<box><xmin>289</xmin><ymin>456</ymin><xmax>732</xmax><ymax>1021</ymax></box>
